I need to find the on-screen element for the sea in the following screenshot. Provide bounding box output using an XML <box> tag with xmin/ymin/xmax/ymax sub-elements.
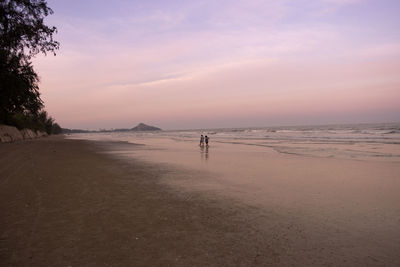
<box><xmin>68</xmin><ymin>122</ymin><xmax>400</xmax><ymax>161</ymax></box>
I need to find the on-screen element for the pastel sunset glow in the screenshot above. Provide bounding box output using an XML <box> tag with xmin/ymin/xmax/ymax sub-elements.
<box><xmin>34</xmin><ymin>0</ymin><xmax>400</xmax><ymax>130</ymax></box>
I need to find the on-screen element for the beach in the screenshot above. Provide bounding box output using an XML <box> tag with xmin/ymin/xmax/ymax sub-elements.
<box><xmin>2</xmin><ymin>0</ymin><xmax>399</xmax><ymax>265</ymax></box>
<box><xmin>0</xmin><ymin>136</ymin><xmax>285</xmax><ymax>266</ymax></box>
<box><xmin>1</xmin><ymin>129</ymin><xmax>400</xmax><ymax>266</ymax></box>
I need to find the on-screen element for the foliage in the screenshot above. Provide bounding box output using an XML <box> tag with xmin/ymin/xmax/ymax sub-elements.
<box><xmin>0</xmin><ymin>0</ymin><xmax>60</xmax><ymax>131</ymax></box>
<box><xmin>51</xmin><ymin>122</ymin><xmax>61</xmax><ymax>134</ymax></box>
<box><xmin>9</xmin><ymin>110</ymin><xmax>61</xmax><ymax>134</ymax></box>
<box><xmin>0</xmin><ymin>49</ymin><xmax>42</xmax><ymax>122</ymax></box>
<box><xmin>0</xmin><ymin>0</ymin><xmax>59</xmax><ymax>59</ymax></box>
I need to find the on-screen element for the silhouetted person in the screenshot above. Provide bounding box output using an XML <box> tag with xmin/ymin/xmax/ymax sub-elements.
<box><xmin>205</xmin><ymin>135</ymin><xmax>209</xmax><ymax>147</ymax></box>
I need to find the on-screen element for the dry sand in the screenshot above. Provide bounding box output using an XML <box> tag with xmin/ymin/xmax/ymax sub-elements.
<box><xmin>1</xmin><ymin>136</ymin><xmax>399</xmax><ymax>266</ymax></box>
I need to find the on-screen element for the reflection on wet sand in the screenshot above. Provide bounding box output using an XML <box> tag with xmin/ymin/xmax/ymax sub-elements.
<box><xmin>200</xmin><ymin>145</ymin><xmax>209</xmax><ymax>161</ymax></box>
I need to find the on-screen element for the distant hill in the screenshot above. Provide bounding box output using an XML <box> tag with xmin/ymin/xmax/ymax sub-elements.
<box><xmin>131</xmin><ymin>123</ymin><xmax>161</xmax><ymax>131</ymax></box>
<box><xmin>62</xmin><ymin>123</ymin><xmax>161</xmax><ymax>134</ymax></box>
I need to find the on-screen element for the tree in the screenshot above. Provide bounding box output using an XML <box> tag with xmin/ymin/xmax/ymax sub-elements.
<box><xmin>0</xmin><ymin>0</ymin><xmax>59</xmax><ymax>124</ymax></box>
<box><xmin>51</xmin><ymin>122</ymin><xmax>61</xmax><ymax>134</ymax></box>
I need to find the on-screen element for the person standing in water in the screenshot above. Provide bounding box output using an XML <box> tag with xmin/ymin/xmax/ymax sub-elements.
<box><xmin>199</xmin><ymin>135</ymin><xmax>204</xmax><ymax>146</ymax></box>
<box><xmin>205</xmin><ymin>135</ymin><xmax>209</xmax><ymax>147</ymax></box>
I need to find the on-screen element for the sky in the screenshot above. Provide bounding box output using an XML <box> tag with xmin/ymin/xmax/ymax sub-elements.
<box><xmin>33</xmin><ymin>0</ymin><xmax>400</xmax><ymax>130</ymax></box>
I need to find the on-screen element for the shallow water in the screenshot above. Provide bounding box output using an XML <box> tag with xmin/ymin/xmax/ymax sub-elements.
<box><xmin>69</xmin><ymin>122</ymin><xmax>400</xmax><ymax>161</ymax></box>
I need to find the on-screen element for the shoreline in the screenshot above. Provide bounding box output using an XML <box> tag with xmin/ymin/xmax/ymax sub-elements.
<box><xmin>1</xmin><ymin>136</ymin><xmax>399</xmax><ymax>266</ymax></box>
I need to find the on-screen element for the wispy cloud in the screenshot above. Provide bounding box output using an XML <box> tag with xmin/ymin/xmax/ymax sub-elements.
<box><xmin>322</xmin><ymin>0</ymin><xmax>363</xmax><ymax>5</ymax></box>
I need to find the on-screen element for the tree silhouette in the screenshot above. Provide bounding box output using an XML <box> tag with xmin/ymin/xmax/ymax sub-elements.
<box><xmin>0</xmin><ymin>0</ymin><xmax>59</xmax><ymax>124</ymax></box>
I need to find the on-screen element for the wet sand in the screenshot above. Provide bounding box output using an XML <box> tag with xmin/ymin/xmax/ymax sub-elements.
<box><xmin>1</xmin><ymin>136</ymin><xmax>400</xmax><ymax>266</ymax></box>
<box><xmin>0</xmin><ymin>136</ymin><xmax>290</xmax><ymax>266</ymax></box>
<box><xmin>99</xmin><ymin>135</ymin><xmax>400</xmax><ymax>266</ymax></box>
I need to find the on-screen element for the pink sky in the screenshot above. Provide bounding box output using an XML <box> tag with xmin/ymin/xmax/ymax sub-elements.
<box><xmin>33</xmin><ymin>0</ymin><xmax>400</xmax><ymax>130</ymax></box>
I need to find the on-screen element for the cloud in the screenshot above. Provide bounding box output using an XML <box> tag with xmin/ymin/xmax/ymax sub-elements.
<box><xmin>322</xmin><ymin>0</ymin><xmax>363</xmax><ymax>5</ymax></box>
<box><xmin>358</xmin><ymin>43</ymin><xmax>400</xmax><ymax>58</ymax></box>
